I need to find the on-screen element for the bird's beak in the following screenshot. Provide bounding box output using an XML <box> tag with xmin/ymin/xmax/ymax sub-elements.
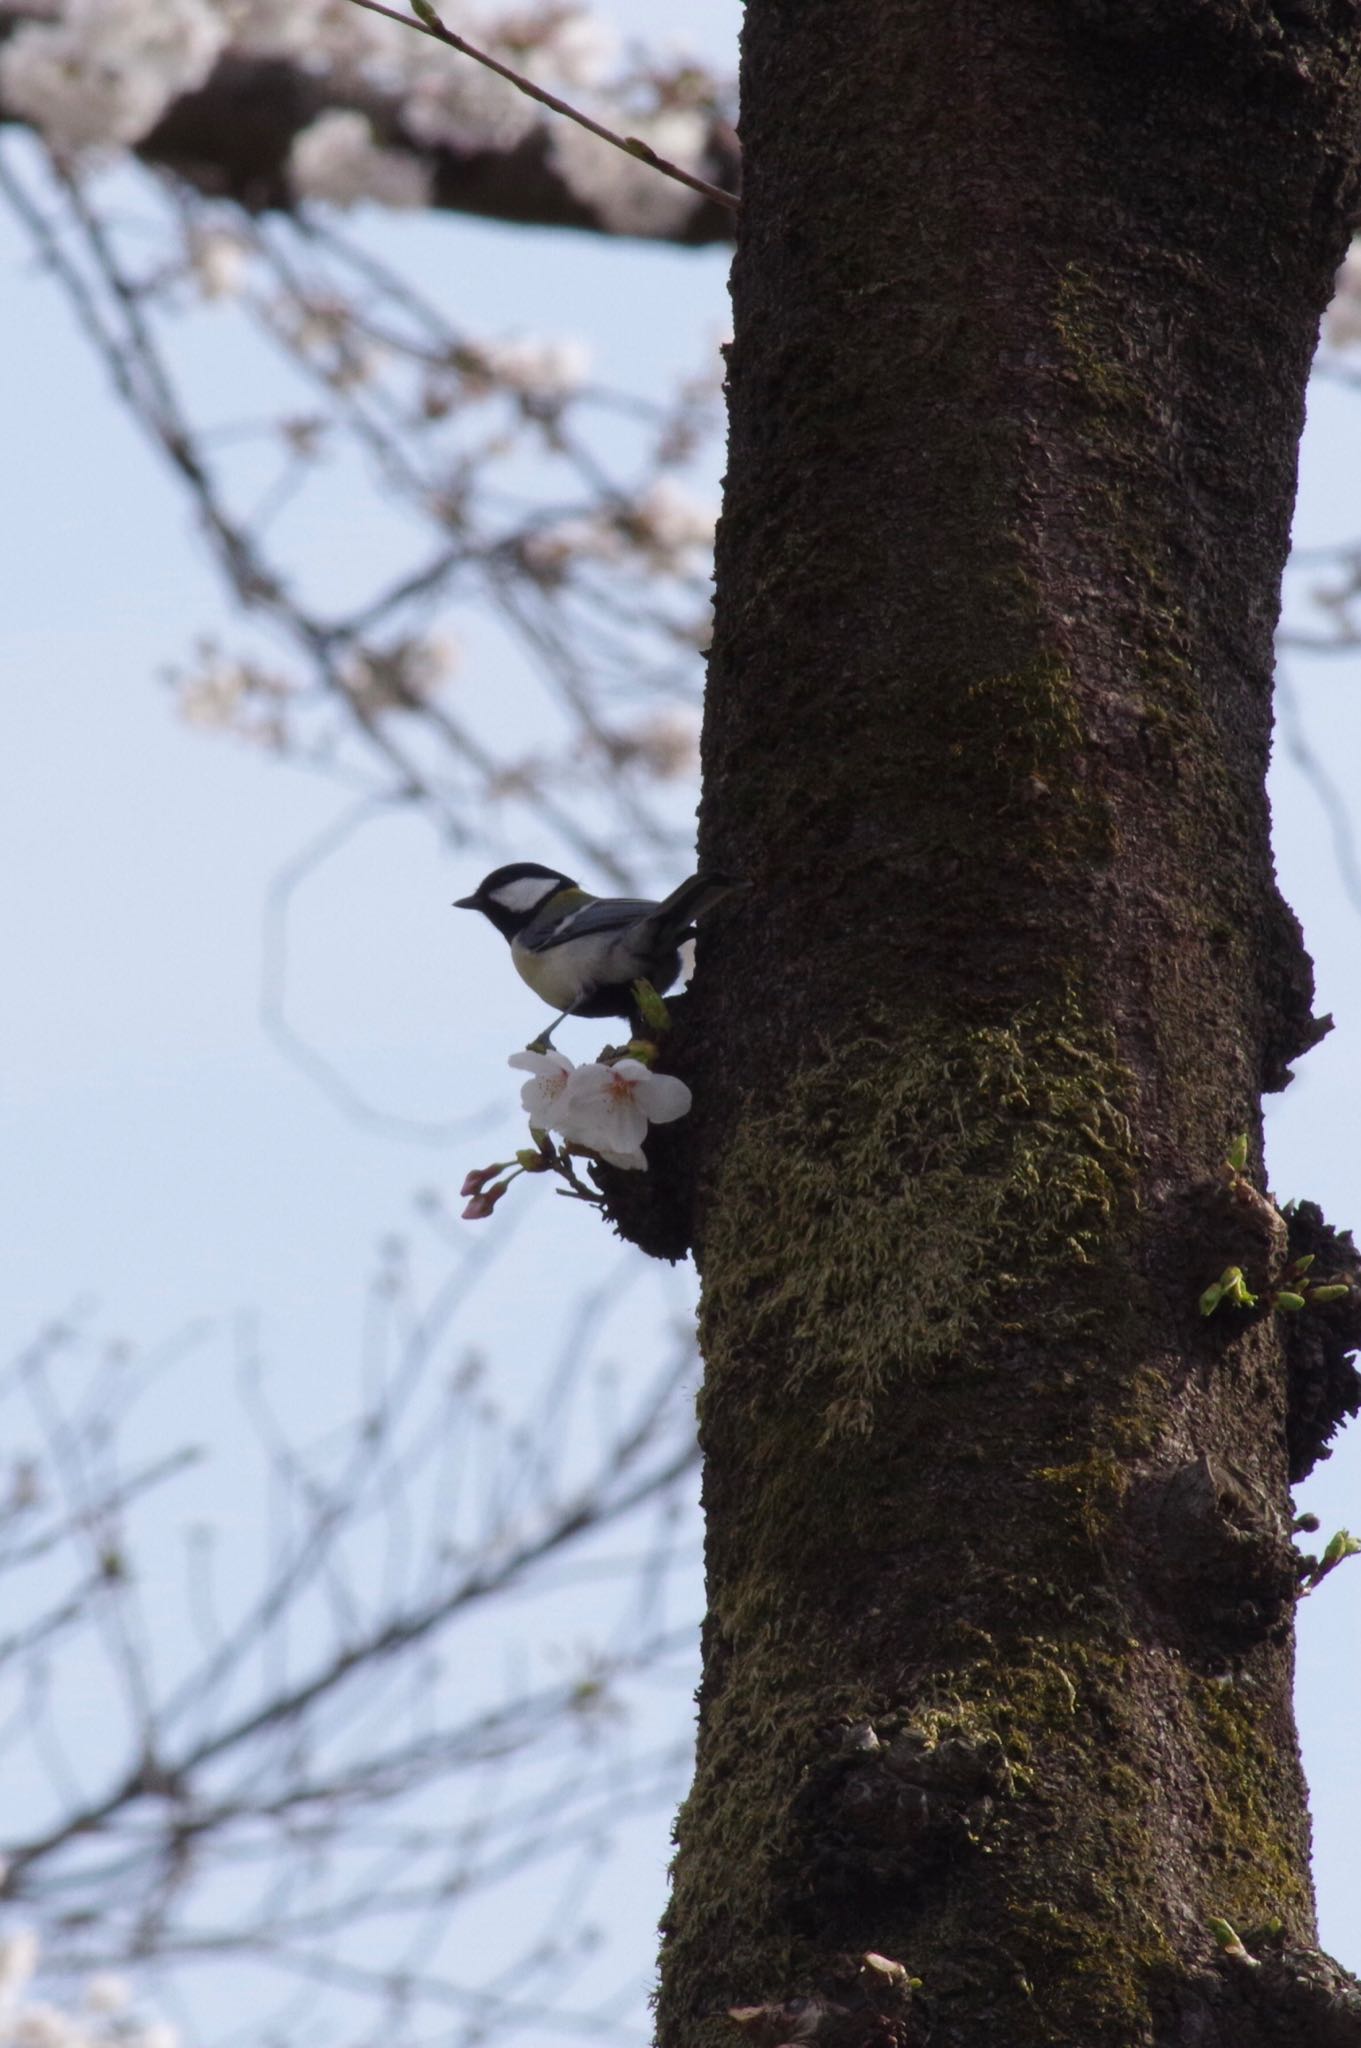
<box><xmin>453</xmin><ymin>895</ymin><xmax>478</xmax><ymax>910</ymax></box>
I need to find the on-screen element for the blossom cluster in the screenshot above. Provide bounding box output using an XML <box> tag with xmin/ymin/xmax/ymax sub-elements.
<box><xmin>523</xmin><ymin>478</ymin><xmax>717</xmax><ymax>581</ymax></box>
<box><xmin>167</xmin><ymin>645</ymin><xmax>294</xmax><ymax>748</ymax></box>
<box><xmin>512</xmin><ymin>1048</ymin><xmax>689</xmax><ymax>1168</ymax></box>
<box><xmin>289</xmin><ymin>110</ymin><xmax>432</xmax><ymax>212</ymax></box>
<box><xmin>0</xmin><ymin>0</ymin><xmax>225</xmax><ymax>153</ymax></box>
<box><xmin>0</xmin><ymin>1928</ymin><xmax>174</xmax><ymax>2048</ymax></box>
<box><xmin>0</xmin><ymin>0</ymin><xmax>714</xmax><ymax>237</ymax></box>
<box><xmin>460</xmin><ymin>1046</ymin><xmax>692</xmax><ymax>1217</ymax></box>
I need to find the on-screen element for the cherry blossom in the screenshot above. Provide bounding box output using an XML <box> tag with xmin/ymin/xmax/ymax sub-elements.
<box><xmin>508</xmin><ymin>1047</ymin><xmax>576</xmax><ymax>1122</ymax></box>
<box><xmin>553</xmin><ymin>1058</ymin><xmax>691</xmax><ymax>1169</ymax></box>
<box><xmin>289</xmin><ymin>111</ymin><xmax>432</xmax><ymax>211</ymax></box>
<box><xmin>0</xmin><ymin>0</ymin><xmax>225</xmax><ymax>152</ymax></box>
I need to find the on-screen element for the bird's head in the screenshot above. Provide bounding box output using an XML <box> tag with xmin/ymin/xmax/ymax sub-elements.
<box><xmin>454</xmin><ymin>862</ymin><xmax>580</xmax><ymax>940</ymax></box>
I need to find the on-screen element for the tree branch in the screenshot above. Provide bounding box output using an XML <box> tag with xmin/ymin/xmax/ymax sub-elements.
<box><xmin>0</xmin><ymin>12</ymin><xmax>740</xmax><ymax>243</ymax></box>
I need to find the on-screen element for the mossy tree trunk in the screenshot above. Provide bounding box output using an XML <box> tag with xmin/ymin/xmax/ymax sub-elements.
<box><xmin>659</xmin><ymin>5</ymin><xmax>1361</xmax><ymax>2044</ymax></box>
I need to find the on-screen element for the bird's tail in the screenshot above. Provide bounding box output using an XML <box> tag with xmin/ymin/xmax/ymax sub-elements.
<box><xmin>647</xmin><ymin>870</ymin><xmax>747</xmax><ymax>943</ymax></box>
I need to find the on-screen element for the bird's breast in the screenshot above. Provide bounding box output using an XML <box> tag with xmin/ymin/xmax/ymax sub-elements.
<box><xmin>510</xmin><ymin>935</ymin><xmax>591</xmax><ymax>1012</ymax></box>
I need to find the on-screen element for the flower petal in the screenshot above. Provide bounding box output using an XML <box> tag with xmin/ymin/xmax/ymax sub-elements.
<box><xmin>635</xmin><ymin>1071</ymin><xmax>692</xmax><ymax>1124</ymax></box>
<box><xmin>556</xmin><ymin>1062</ymin><xmax>648</xmax><ymax>1155</ymax></box>
<box><xmin>508</xmin><ymin>1048</ymin><xmax>575</xmax><ymax>1121</ymax></box>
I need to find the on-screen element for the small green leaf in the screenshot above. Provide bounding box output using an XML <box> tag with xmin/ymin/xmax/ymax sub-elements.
<box><xmin>1208</xmin><ymin>1917</ymin><xmax>1257</xmax><ymax>1964</ymax></box>
<box><xmin>1321</xmin><ymin>1529</ymin><xmax>1361</xmax><ymax>1567</ymax></box>
<box><xmin>1310</xmin><ymin>1284</ymin><xmax>1351</xmax><ymax>1305</ymax></box>
<box><xmin>1226</xmin><ymin>1134</ymin><xmax>1249</xmax><ymax>1173</ymax></box>
<box><xmin>1205</xmin><ymin>1265</ymin><xmax>1256</xmax><ymax>1311</ymax></box>
<box><xmin>1275</xmin><ymin>1291</ymin><xmax>1306</xmax><ymax>1312</ymax></box>
<box><xmin>1291</xmin><ymin>1253</ymin><xmax>1316</xmax><ymax>1276</ymax></box>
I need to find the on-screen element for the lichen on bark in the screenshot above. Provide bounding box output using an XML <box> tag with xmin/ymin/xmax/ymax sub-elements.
<box><xmin>700</xmin><ymin>998</ymin><xmax>1136</xmax><ymax>1438</ymax></box>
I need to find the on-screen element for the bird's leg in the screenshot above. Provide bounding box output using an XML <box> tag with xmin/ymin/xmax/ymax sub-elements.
<box><xmin>519</xmin><ymin>1011</ymin><xmax>560</xmax><ymax>1048</ymax></box>
<box><xmin>527</xmin><ymin>1005</ymin><xmax>575</xmax><ymax>1054</ymax></box>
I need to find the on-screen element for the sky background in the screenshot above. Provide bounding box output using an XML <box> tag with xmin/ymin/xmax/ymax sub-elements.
<box><xmin>2</xmin><ymin>0</ymin><xmax>1360</xmax><ymax>2024</ymax></box>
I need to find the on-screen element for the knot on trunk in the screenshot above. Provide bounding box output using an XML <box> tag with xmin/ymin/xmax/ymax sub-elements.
<box><xmin>1139</xmin><ymin>1455</ymin><xmax>1297</xmax><ymax>1648</ymax></box>
<box><xmin>727</xmin><ymin>1952</ymin><xmax>923</xmax><ymax>2048</ymax></box>
<box><xmin>1193</xmin><ymin>1929</ymin><xmax>1361</xmax><ymax>2047</ymax></box>
<box><xmin>793</xmin><ymin>1716</ymin><xmax>1014</xmax><ymax>1911</ymax></box>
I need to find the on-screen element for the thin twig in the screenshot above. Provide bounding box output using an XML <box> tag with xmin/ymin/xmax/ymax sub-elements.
<box><xmin>345</xmin><ymin>0</ymin><xmax>740</xmax><ymax>214</ymax></box>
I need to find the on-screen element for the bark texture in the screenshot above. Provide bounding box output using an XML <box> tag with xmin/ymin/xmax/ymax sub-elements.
<box><xmin>660</xmin><ymin>4</ymin><xmax>1361</xmax><ymax>2046</ymax></box>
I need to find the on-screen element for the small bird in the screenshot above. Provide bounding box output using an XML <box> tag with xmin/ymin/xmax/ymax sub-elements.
<box><xmin>454</xmin><ymin>861</ymin><xmax>741</xmax><ymax>1034</ymax></box>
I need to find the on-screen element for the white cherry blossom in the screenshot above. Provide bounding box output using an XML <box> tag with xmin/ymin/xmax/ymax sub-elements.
<box><xmin>402</xmin><ymin>58</ymin><xmax>539</xmax><ymax>155</ymax></box>
<box><xmin>289</xmin><ymin>111</ymin><xmax>432</xmax><ymax>211</ymax></box>
<box><xmin>508</xmin><ymin>1048</ymin><xmax>575</xmax><ymax>1122</ymax></box>
<box><xmin>0</xmin><ymin>0</ymin><xmax>226</xmax><ymax>152</ymax></box>
<box><xmin>546</xmin><ymin>107</ymin><xmax>710</xmax><ymax>236</ymax></box>
<box><xmin>553</xmin><ymin>1058</ymin><xmax>691</xmax><ymax>1168</ymax></box>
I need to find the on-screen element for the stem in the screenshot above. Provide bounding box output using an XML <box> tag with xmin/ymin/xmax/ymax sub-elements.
<box><xmin>344</xmin><ymin>0</ymin><xmax>740</xmax><ymax>215</ymax></box>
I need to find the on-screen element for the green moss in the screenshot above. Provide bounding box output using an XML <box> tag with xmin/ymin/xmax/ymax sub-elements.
<box><xmin>1054</xmin><ymin>262</ymin><xmax>1151</xmax><ymax>412</ymax></box>
<box><xmin>1189</xmin><ymin>1677</ymin><xmax>1315</xmax><ymax>1928</ymax></box>
<box><xmin>701</xmin><ymin>996</ymin><xmax>1137</xmax><ymax>1437</ymax></box>
<box><xmin>1031</xmin><ymin>1451</ymin><xmax>1129</xmax><ymax>1547</ymax></box>
<box><xmin>929</xmin><ymin>657</ymin><xmax>1118</xmax><ymax>866</ymax></box>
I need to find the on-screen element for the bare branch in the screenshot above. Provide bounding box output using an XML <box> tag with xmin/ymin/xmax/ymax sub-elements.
<box><xmin>345</xmin><ymin>0</ymin><xmax>738</xmax><ymax>216</ymax></box>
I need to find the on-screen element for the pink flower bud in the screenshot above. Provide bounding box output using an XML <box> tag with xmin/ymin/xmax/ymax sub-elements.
<box><xmin>460</xmin><ymin>1162</ymin><xmax>506</xmax><ymax>1198</ymax></box>
<box><xmin>461</xmin><ymin>1180</ymin><xmax>509</xmax><ymax>1220</ymax></box>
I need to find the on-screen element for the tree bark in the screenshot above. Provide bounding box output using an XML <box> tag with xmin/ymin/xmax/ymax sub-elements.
<box><xmin>662</xmin><ymin>4</ymin><xmax>1361</xmax><ymax>2045</ymax></box>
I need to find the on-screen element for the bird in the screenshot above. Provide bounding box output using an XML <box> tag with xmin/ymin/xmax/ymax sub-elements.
<box><xmin>454</xmin><ymin>861</ymin><xmax>742</xmax><ymax>1036</ymax></box>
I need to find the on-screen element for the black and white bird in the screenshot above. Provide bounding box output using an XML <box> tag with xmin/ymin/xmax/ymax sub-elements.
<box><xmin>454</xmin><ymin>862</ymin><xmax>741</xmax><ymax>1030</ymax></box>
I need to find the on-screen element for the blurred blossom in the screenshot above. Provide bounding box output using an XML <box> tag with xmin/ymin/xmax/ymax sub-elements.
<box><xmin>402</xmin><ymin>55</ymin><xmax>539</xmax><ymax>154</ymax></box>
<box><xmin>547</xmin><ymin>108</ymin><xmax>710</xmax><ymax>235</ymax></box>
<box><xmin>290</xmin><ymin>111</ymin><xmax>432</xmax><ymax>211</ymax></box>
<box><xmin>463</xmin><ymin>335</ymin><xmax>592</xmax><ymax>400</ymax></box>
<box><xmin>221</xmin><ymin>0</ymin><xmax>329</xmax><ymax>56</ymax></box>
<box><xmin>0</xmin><ymin>0</ymin><xmax>225</xmax><ymax>151</ymax></box>
<box><xmin>522</xmin><ymin>514</ymin><xmax>623</xmax><ymax>579</ymax></box>
<box><xmin>608</xmin><ymin>711</ymin><xmax>701</xmax><ymax>780</ymax></box>
<box><xmin>81</xmin><ymin>1979</ymin><xmax>129</xmax><ymax>2017</ymax></box>
<box><xmin>171</xmin><ymin>650</ymin><xmax>292</xmax><ymax>747</ymax></box>
<box><xmin>534</xmin><ymin>7</ymin><xmax>618</xmax><ymax>88</ymax></box>
<box><xmin>0</xmin><ymin>1931</ymin><xmax>39</xmax><ymax>2009</ymax></box>
<box><xmin>0</xmin><ymin>1931</ymin><xmax>172</xmax><ymax>2048</ymax></box>
<box><xmin>340</xmin><ymin>638</ymin><xmax>459</xmax><ymax>715</ymax></box>
<box><xmin>187</xmin><ymin>229</ymin><xmax>248</xmax><ymax>300</ymax></box>
<box><xmin>629</xmin><ymin>477</ymin><xmax>716</xmax><ymax>566</ymax></box>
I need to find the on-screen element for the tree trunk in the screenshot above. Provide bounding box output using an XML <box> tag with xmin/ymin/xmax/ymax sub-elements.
<box><xmin>661</xmin><ymin>5</ymin><xmax>1361</xmax><ymax>2044</ymax></box>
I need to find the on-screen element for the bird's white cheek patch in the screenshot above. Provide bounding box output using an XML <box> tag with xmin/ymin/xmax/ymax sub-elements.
<box><xmin>491</xmin><ymin>877</ymin><xmax>561</xmax><ymax>913</ymax></box>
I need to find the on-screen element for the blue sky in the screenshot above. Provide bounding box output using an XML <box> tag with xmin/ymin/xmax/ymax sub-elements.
<box><xmin>2</xmin><ymin>0</ymin><xmax>1360</xmax><ymax>2019</ymax></box>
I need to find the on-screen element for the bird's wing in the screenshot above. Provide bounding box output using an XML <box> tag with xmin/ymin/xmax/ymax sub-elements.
<box><xmin>518</xmin><ymin>896</ymin><xmax>659</xmax><ymax>951</ymax></box>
